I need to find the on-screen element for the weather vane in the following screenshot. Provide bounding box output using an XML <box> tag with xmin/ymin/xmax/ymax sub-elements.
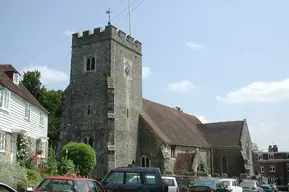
<box><xmin>106</xmin><ymin>8</ymin><xmax>112</xmax><ymax>25</ymax></box>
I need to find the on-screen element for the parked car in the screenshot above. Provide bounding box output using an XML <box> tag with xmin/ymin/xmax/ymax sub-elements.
<box><xmin>162</xmin><ymin>176</ymin><xmax>179</xmax><ymax>192</ymax></box>
<box><xmin>34</xmin><ymin>176</ymin><xmax>105</xmax><ymax>192</ymax></box>
<box><xmin>101</xmin><ymin>167</ymin><xmax>168</xmax><ymax>192</ymax></box>
<box><xmin>219</xmin><ymin>178</ymin><xmax>243</xmax><ymax>192</ymax></box>
<box><xmin>188</xmin><ymin>178</ymin><xmax>229</xmax><ymax>192</ymax></box>
<box><xmin>269</xmin><ymin>184</ymin><xmax>277</xmax><ymax>192</ymax></box>
<box><xmin>261</xmin><ymin>185</ymin><xmax>274</xmax><ymax>192</ymax></box>
<box><xmin>239</xmin><ymin>180</ymin><xmax>263</xmax><ymax>192</ymax></box>
<box><xmin>0</xmin><ymin>183</ymin><xmax>17</xmax><ymax>192</ymax></box>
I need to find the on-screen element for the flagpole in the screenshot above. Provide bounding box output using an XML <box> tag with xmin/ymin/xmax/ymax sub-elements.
<box><xmin>128</xmin><ymin>0</ymin><xmax>131</xmax><ymax>35</ymax></box>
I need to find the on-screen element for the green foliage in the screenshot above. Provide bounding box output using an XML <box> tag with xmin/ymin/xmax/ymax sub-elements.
<box><xmin>62</xmin><ymin>142</ymin><xmax>96</xmax><ymax>176</ymax></box>
<box><xmin>21</xmin><ymin>70</ymin><xmax>62</xmax><ymax>149</ymax></box>
<box><xmin>26</xmin><ymin>169</ymin><xmax>42</xmax><ymax>187</ymax></box>
<box><xmin>60</xmin><ymin>156</ymin><xmax>76</xmax><ymax>175</ymax></box>
<box><xmin>277</xmin><ymin>185</ymin><xmax>288</xmax><ymax>191</ymax></box>
<box><xmin>0</xmin><ymin>157</ymin><xmax>28</xmax><ymax>189</ymax></box>
<box><xmin>16</xmin><ymin>134</ymin><xmax>34</xmax><ymax>169</ymax></box>
<box><xmin>45</xmin><ymin>148</ymin><xmax>58</xmax><ymax>175</ymax></box>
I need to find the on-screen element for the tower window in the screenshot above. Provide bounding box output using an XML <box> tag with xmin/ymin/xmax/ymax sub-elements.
<box><xmin>140</xmin><ymin>154</ymin><xmax>151</xmax><ymax>167</ymax></box>
<box><xmin>126</xmin><ymin>108</ymin><xmax>129</xmax><ymax>118</ymax></box>
<box><xmin>86</xmin><ymin>56</ymin><xmax>96</xmax><ymax>72</ymax></box>
<box><xmin>87</xmin><ymin>105</ymin><xmax>91</xmax><ymax>115</ymax></box>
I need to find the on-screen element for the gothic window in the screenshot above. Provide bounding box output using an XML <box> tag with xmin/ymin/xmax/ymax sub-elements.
<box><xmin>88</xmin><ymin>137</ymin><xmax>93</xmax><ymax>148</ymax></box>
<box><xmin>82</xmin><ymin>136</ymin><xmax>94</xmax><ymax>148</ymax></box>
<box><xmin>140</xmin><ymin>154</ymin><xmax>150</xmax><ymax>167</ymax></box>
<box><xmin>85</xmin><ymin>56</ymin><xmax>96</xmax><ymax>72</ymax></box>
<box><xmin>220</xmin><ymin>156</ymin><xmax>228</xmax><ymax>174</ymax></box>
<box><xmin>123</xmin><ymin>59</ymin><xmax>132</xmax><ymax>79</ymax></box>
<box><xmin>87</xmin><ymin>105</ymin><xmax>91</xmax><ymax>116</ymax></box>
<box><xmin>126</xmin><ymin>108</ymin><xmax>129</xmax><ymax>118</ymax></box>
<box><xmin>82</xmin><ymin>137</ymin><xmax>88</xmax><ymax>144</ymax></box>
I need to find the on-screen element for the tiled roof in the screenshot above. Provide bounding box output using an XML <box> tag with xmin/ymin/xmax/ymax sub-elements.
<box><xmin>0</xmin><ymin>64</ymin><xmax>48</xmax><ymax>113</ymax></box>
<box><xmin>141</xmin><ymin>99</ymin><xmax>211</xmax><ymax>148</ymax></box>
<box><xmin>197</xmin><ymin>120</ymin><xmax>244</xmax><ymax>147</ymax></box>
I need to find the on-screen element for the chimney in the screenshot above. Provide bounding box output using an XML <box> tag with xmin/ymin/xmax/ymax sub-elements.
<box><xmin>273</xmin><ymin>145</ymin><xmax>278</xmax><ymax>152</ymax></box>
<box><xmin>268</xmin><ymin>145</ymin><xmax>272</xmax><ymax>152</ymax></box>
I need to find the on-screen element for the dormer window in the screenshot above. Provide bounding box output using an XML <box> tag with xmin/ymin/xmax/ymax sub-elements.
<box><xmin>13</xmin><ymin>73</ymin><xmax>19</xmax><ymax>84</ymax></box>
<box><xmin>85</xmin><ymin>56</ymin><xmax>96</xmax><ymax>72</ymax></box>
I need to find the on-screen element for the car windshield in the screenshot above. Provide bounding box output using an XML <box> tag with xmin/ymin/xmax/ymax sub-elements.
<box><xmin>36</xmin><ymin>179</ymin><xmax>75</xmax><ymax>192</ymax></box>
<box><xmin>193</xmin><ymin>180</ymin><xmax>215</xmax><ymax>187</ymax></box>
<box><xmin>240</xmin><ymin>181</ymin><xmax>255</xmax><ymax>187</ymax></box>
<box><xmin>220</xmin><ymin>181</ymin><xmax>230</xmax><ymax>187</ymax></box>
<box><xmin>163</xmin><ymin>178</ymin><xmax>175</xmax><ymax>186</ymax></box>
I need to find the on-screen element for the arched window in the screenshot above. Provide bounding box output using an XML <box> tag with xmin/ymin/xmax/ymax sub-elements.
<box><xmin>88</xmin><ymin>137</ymin><xmax>93</xmax><ymax>148</ymax></box>
<box><xmin>91</xmin><ymin>57</ymin><xmax>95</xmax><ymax>70</ymax></box>
<box><xmin>140</xmin><ymin>154</ymin><xmax>151</xmax><ymax>167</ymax></box>
<box><xmin>82</xmin><ymin>137</ymin><xmax>88</xmax><ymax>144</ymax></box>
<box><xmin>86</xmin><ymin>58</ymin><xmax>91</xmax><ymax>71</ymax></box>
<box><xmin>220</xmin><ymin>156</ymin><xmax>228</xmax><ymax>174</ymax></box>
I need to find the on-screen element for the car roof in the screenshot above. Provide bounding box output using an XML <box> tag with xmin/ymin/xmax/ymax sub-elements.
<box><xmin>44</xmin><ymin>176</ymin><xmax>96</xmax><ymax>181</ymax></box>
<box><xmin>113</xmin><ymin>167</ymin><xmax>160</xmax><ymax>173</ymax></box>
<box><xmin>219</xmin><ymin>179</ymin><xmax>237</xmax><ymax>182</ymax></box>
<box><xmin>162</xmin><ymin>176</ymin><xmax>176</xmax><ymax>179</ymax></box>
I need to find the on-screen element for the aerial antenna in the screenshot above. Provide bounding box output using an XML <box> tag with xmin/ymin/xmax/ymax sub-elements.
<box><xmin>106</xmin><ymin>8</ymin><xmax>112</xmax><ymax>25</ymax></box>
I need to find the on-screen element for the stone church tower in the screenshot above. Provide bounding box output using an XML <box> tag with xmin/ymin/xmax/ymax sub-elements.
<box><xmin>59</xmin><ymin>25</ymin><xmax>143</xmax><ymax>176</ymax></box>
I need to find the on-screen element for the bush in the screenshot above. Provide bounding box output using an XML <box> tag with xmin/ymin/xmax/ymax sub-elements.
<box><xmin>59</xmin><ymin>156</ymin><xmax>76</xmax><ymax>175</ymax></box>
<box><xmin>62</xmin><ymin>142</ymin><xmax>96</xmax><ymax>176</ymax></box>
<box><xmin>0</xmin><ymin>157</ymin><xmax>28</xmax><ymax>189</ymax></box>
<box><xmin>26</xmin><ymin>169</ymin><xmax>42</xmax><ymax>187</ymax></box>
<box><xmin>277</xmin><ymin>185</ymin><xmax>288</xmax><ymax>191</ymax></box>
<box><xmin>45</xmin><ymin>148</ymin><xmax>58</xmax><ymax>176</ymax></box>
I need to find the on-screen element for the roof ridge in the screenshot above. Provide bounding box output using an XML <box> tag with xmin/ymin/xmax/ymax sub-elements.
<box><xmin>202</xmin><ymin>120</ymin><xmax>244</xmax><ymax>125</ymax></box>
<box><xmin>142</xmin><ymin>98</ymin><xmax>198</xmax><ymax>119</ymax></box>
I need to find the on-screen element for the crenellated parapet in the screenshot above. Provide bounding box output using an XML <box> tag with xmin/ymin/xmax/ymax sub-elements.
<box><xmin>72</xmin><ymin>25</ymin><xmax>142</xmax><ymax>54</ymax></box>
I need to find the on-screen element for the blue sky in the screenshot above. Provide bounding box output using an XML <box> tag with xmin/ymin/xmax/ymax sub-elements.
<box><xmin>1</xmin><ymin>0</ymin><xmax>289</xmax><ymax>151</ymax></box>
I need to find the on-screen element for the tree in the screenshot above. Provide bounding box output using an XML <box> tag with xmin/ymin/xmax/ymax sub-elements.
<box><xmin>21</xmin><ymin>71</ymin><xmax>43</xmax><ymax>102</ymax></box>
<box><xmin>62</xmin><ymin>142</ymin><xmax>96</xmax><ymax>177</ymax></box>
<box><xmin>252</xmin><ymin>143</ymin><xmax>259</xmax><ymax>152</ymax></box>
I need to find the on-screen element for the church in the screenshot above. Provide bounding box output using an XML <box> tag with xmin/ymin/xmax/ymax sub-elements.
<box><xmin>58</xmin><ymin>24</ymin><xmax>254</xmax><ymax>177</ymax></box>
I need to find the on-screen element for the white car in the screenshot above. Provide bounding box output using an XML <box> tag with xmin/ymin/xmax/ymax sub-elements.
<box><xmin>162</xmin><ymin>176</ymin><xmax>179</xmax><ymax>192</ymax></box>
<box><xmin>220</xmin><ymin>178</ymin><xmax>243</xmax><ymax>192</ymax></box>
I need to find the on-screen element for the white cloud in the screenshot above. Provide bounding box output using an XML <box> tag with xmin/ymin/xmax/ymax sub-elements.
<box><xmin>166</xmin><ymin>80</ymin><xmax>195</xmax><ymax>93</ymax></box>
<box><xmin>186</xmin><ymin>42</ymin><xmax>206</xmax><ymax>50</ymax></box>
<box><xmin>142</xmin><ymin>66</ymin><xmax>151</xmax><ymax>79</ymax></box>
<box><xmin>197</xmin><ymin>116</ymin><xmax>208</xmax><ymax>123</ymax></box>
<box><xmin>21</xmin><ymin>65</ymin><xmax>69</xmax><ymax>85</ymax></box>
<box><xmin>64</xmin><ymin>30</ymin><xmax>75</xmax><ymax>36</ymax></box>
<box><xmin>217</xmin><ymin>79</ymin><xmax>289</xmax><ymax>104</ymax></box>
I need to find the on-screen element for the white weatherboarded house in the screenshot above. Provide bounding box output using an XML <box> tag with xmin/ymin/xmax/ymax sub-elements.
<box><xmin>0</xmin><ymin>64</ymin><xmax>48</xmax><ymax>162</ymax></box>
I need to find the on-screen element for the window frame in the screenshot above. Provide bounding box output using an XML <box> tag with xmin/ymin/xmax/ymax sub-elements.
<box><xmin>261</xmin><ymin>166</ymin><xmax>264</xmax><ymax>172</ymax></box>
<box><xmin>143</xmin><ymin>173</ymin><xmax>157</xmax><ymax>185</ymax></box>
<box><xmin>13</xmin><ymin>73</ymin><xmax>19</xmax><ymax>84</ymax></box>
<box><xmin>0</xmin><ymin>131</ymin><xmax>6</xmax><ymax>152</ymax></box>
<box><xmin>39</xmin><ymin>112</ymin><xmax>45</xmax><ymax>127</ymax></box>
<box><xmin>85</xmin><ymin>56</ymin><xmax>96</xmax><ymax>72</ymax></box>
<box><xmin>36</xmin><ymin>139</ymin><xmax>46</xmax><ymax>158</ymax></box>
<box><xmin>24</xmin><ymin>102</ymin><xmax>31</xmax><ymax>120</ymax></box>
<box><xmin>0</xmin><ymin>89</ymin><xmax>10</xmax><ymax>111</ymax></box>
<box><xmin>268</xmin><ymin>154</ymin><xmax>274</xmax><ymax>160</ymax></box>
<box><xmin>269</xmin><ymin>165</ymin><xmax>275</xmax><ymax>172</ymax></box>
<box><xmin>140</xmin><ymin>154</ymin><xmax>151</xmax><ymax>167</ymax></box>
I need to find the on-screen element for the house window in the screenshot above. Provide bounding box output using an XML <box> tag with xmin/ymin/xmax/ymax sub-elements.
<box><xmin>86</xmin><ymin>57</ymin><xmax>96</xmax><ymax>72</ymax></box>
<box><xmin>261</xmin><ymin>166</ymin><xmax>264</xmax><ymax>172</ymax></box>
<box><xmin>258</xmin><ymin>154</ymin><xmax>263</xmax><ymax>160</ymax></box>
<box><xmin>39</xmin><ymin>112</ymin><xmax>44</xmax><ymax>126</ymax></box>
<box><xmin>24</xmin><ymin>103</ymin><xmax>31</xmax><ymax>120</ymax></box>
<box><xmin>13</xmin><ymin>73</ymin><xmax>19</xmax><ymax>84</ymax></box>
<box><xmin>0</xmin><ymin>89</ymin><xmax>10</xmax><ymax>110</ymax></box>
<box><xmin>269</xmin><ymin>154</ymin><xmax>274</xmax><ymax>159</ymax></box>
<box><xmin>268</xmin><ymin>177</ymin><xmax>276</xmax><ymax>184</ymax></box>
<box><xmin>36</xmin><ymin>140</ymin><xmax>46</xmax><ymax>158</ymax></box>
<box><xmin>0</xmin><ymin>131</ymin><xmax>5</xmax><ymax>152</ymax></box>
<box><xmin>269</xmin><ymin>165</ymin><xmax>275</xmax><ymax>172</ymax></box>
<box><xmin>171</xmin><ymin>145</ymin><xmax>176</xmax><ymax>158</ymax></box>
<box><xmin>141</xmin><ymin>154</ymin><xmax>150</xmax><ymax>167</ymax></box>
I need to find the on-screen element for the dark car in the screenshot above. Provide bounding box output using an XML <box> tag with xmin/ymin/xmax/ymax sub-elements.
<box><xmin>0</xmin><ymin>183</ymin><xmax>17</xmax><ymax>192</ymax></box>
<box><xmin>101</xmin><ymin>167</ymin><xmax>168</xmax><ymax>192</ymax></box>
<box><xmin>188</xmin><ymin>178</ymin><xmax>229</xmax><ymax>192</ymax></box>
<box><xmin>261</xmin><ymin>185</ymin><xmax>274</xmax><ymax>192</ymax></box>
<box><xmin>34</xmin><ymin>176</ymin><xmax>105</xmax><ymax>192</ymax></box>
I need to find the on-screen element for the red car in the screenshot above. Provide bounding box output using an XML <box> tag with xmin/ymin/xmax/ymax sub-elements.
<box><xmin>34</xmin><ymin>176</ymin><xmax>105</xmax><ymax>192</ymax></box>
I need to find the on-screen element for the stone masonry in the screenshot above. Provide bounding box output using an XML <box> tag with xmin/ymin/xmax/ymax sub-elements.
<box><xmin>59</xmin><ymin>25</ymin><xmax>143</xmax><ymax>177</ymax></box>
